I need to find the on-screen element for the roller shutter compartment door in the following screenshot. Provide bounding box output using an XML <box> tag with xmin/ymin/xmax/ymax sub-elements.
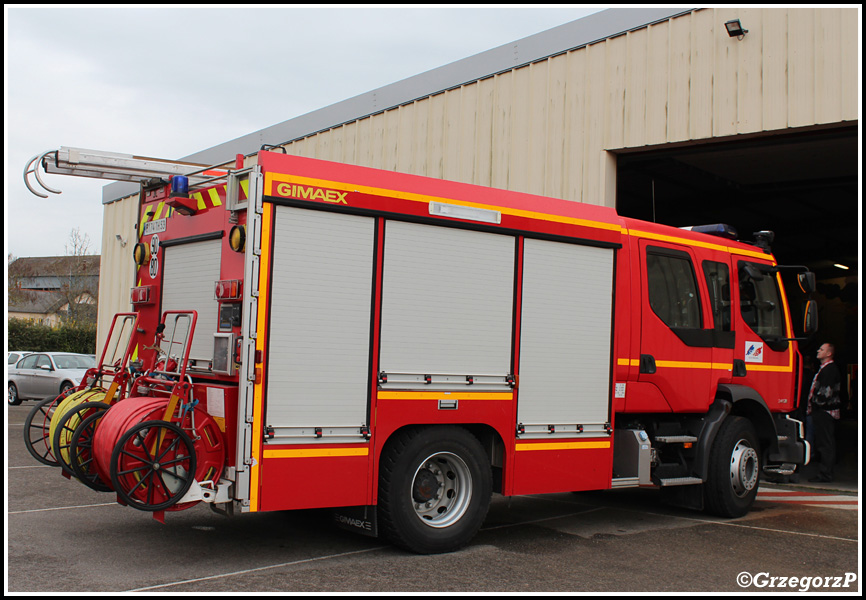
<box><xmin>518</xmin><ymin>239</ymin><xmax>614</xmax><ymax>431</ymax></box>
<box><xmin>161</xmin><ymin>239</ymin><xmax>222</xmax><ymax>364</ymax></box>
<box><xmin>379</xmin><ymin>221</ymin><xmax>515</xmax><ymax>383</ymax></box>
<box><xmin>266</xmin><ymin>206</ymin><xmax>375</xmax><ymax>433</ymax></box>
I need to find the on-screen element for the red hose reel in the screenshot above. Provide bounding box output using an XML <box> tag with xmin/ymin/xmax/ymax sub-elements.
<box><xmin>92</xmin><ymin>396</ymin><xmax>225</xmax><ymax>512</ymax></box>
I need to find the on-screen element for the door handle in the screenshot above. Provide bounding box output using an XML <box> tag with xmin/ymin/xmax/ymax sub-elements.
<box><xmin>639</xmin><ymin>354</ymin><xmax>657</xmax><ymax>374</ymax></box>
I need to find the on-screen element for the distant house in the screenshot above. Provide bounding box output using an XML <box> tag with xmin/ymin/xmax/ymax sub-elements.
<box><xmin>8</xmin><ymin>256</ymin><xmax>100</xmax><ymax>326</ymax></box>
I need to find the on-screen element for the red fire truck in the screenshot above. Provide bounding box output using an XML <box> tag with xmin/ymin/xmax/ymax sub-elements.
<box><xmin>24</xmin><ymin>147</ymin><xmax>816</xmax><ymax>554</ymax></box>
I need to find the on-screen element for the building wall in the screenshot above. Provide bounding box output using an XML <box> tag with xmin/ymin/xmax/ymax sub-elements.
<box><xmin>97</xmin><ymin>7</ymin><xmax>858</xmax><ymax>349</ymax></box>
<box><xmin>278</xmin><ymin>7</ymin><xmax>858</xmax><ymax>207</ymax></box>
<box><xmin>96</xmin><ymin>191</ymin><xmax>140</xmax><ymax>350</ymax></box>
<box><xmin>9</xmin><ymin>311</ymin><xmax>60</xmax><ymax>327</ymax></box>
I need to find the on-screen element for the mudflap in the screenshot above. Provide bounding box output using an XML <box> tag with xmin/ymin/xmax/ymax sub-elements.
<box><xmin>332</xmin><ymin>505</ymin><xmax>378</xmax><ymax>538</ymax></box>
<box><xmin>659</xmin><ymin>484</ymin><xmax>704</xmax><ymax>512</ymax></box>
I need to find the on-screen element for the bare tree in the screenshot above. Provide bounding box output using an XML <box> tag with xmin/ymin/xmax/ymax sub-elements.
<box><xmin>65</xmin><ymin>227</ymin><xmax>93</xmax><ymax>257</ymax></box>
<box><xmin>59</xmin><ymin>228</ymin><xmax>98</xmax><ymax>325</ymax></box>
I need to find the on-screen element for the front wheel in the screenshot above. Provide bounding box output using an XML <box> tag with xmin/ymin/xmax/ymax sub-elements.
<box><xmin>9</xmin><ymin>383</ymin><xmax>22</xmax><ymax>406</ymax></box>
<box><xmin>377</xmin><ymin>426</ymin><xmax>491</xmax><ymax>554</ymax></box>
<box><xmin>704</xmin><ymin>416</ymin><xmax>761</xmax><ymax>517</ymax></box>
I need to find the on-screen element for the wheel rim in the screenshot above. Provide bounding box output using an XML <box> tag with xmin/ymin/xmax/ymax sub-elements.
<box><xmin>729</xmin><ymin>438</ymin><xmax>759</xmax><ymax>497</ymax></box>
<box><xmin>9</xmin><ymin>385</ymin><xmax>18</xmax><ymax>405</ymax></box>
<box><xmin>410</xmin><ymin>452</ymin><xmax>473</xmax><ymax>528</ymax></box>
<box><xmin>111</xmin><ymin>420</ymin><xmax>196</xmax><ymax>511</ymax></box>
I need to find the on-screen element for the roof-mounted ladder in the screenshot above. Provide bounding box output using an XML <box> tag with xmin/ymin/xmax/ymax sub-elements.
<box><xmin>23</xmin><ymin>147</ymin><xmax>230</xmax><ymax>198</ymax></box>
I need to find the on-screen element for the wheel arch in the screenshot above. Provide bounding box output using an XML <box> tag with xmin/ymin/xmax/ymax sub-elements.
<box><xmin>378</xmin><ymin>423</ymin><xmax>506</xmax><ymax>493</ymax></box>
<box><xmin>716</xmin><ymin>384</ymin><xmax>777</xmax><ymax>452</ymax></box>
<box><xmin>694</xmin><ymin>384</ymin><xmax>778</xmax><ymax>481</ymax></box>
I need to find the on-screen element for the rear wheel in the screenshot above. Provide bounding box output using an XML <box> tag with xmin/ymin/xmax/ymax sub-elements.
<box><xmin>704</xmin><ymin>416</ymin><xmax>761</xmax><ymax>517</ymax></box>
<box><xmin>378</xmin><ymin>426</ymin><xmax>491</xmax><ymax>554</ymax></box>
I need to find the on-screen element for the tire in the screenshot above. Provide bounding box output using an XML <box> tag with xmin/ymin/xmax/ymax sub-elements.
<box><xmin>378</xmin><ymin>426</ymin><xmax>491</xmax><ymax>554</ymax></box>
<box><xmin>704</xmin><ymin>416</ymin><xmax>761</xmax><ymax>518</ymax></box>
<box><xmin>9</xmin><ymin>383</ymin><xmax>22</xmax><ymax>406</ymax></box>
<box><xmin>24</xmin><ymin>396</ymin><xmax>62</xmax><ymax>466</ymax></box>
<box><xmin>59</xmin><ymin>381</ymin><xmax>75</xmax><ymax>396</ymax></box>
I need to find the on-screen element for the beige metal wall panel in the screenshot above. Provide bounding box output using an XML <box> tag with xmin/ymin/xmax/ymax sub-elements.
<box><xmin>787</xmin><ymin>8</ymin><xmax>816</xmax><ymax>128</ymax></box>
<box><xmin>689</xmin><ymin>10</ymin><xmax>715</xmax><ymax>140</ymax></box>
<box><xmin>762</xmin><ymin>9</ymin><xmax>789</xmax><ymax>132</ymax></box>
<box><xmin>840</xmin><ymin>13</ymin><xmax>859</xmax><ymax>121</ymax></box>
<box><xmin>814</xmin><ymin>8</ymin><xmax>842</xmax><ymax>125</ymax></box>
<box><xmin>96</xmin><ymin>194</ymin><xmax>139</xmax><ymax>352</ymax></box>
<box><xmin>645</xmin><ymin>20</ymin><xmax>670</xmax><ymax>145</ymax></box>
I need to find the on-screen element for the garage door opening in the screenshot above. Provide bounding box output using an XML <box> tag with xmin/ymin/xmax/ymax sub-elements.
<box><xmin>615</xmin><ymin>124</ymin><xmax>858</xmax><ymax>448</ymax></box>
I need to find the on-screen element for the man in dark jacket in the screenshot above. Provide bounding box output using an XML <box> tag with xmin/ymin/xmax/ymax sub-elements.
<box><xmin>807</xmin><ymin>343</ymin><xmax>842</xmax><ymax>482</ymax></box>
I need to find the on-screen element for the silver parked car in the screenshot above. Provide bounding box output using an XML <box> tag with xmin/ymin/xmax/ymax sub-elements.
<box><xmin>8</xmin><ymin>352</ymin><xmax>95</xmax><ymax>405</ymax></box>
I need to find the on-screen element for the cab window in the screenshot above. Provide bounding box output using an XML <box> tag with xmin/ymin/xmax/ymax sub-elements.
<box><xmin>646</xmin><ymin>248</ymin><xmax>702</xmax><ymax>329</ymax></box>
<box><xmin>702</xmin><ymin>261</ymin><xmax>731</xmax><ymax>331</ymax></box>
<box><xmin>738</xmin><ymin>261</ymin><xmax>785</xmax><ymax>340</ymax></box>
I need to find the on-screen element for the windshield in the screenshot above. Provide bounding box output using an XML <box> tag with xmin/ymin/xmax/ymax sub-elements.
<box><xmin>53</xmin><ymin>354</ymin><xmax>96</xmax><ymax>370</ymax></box>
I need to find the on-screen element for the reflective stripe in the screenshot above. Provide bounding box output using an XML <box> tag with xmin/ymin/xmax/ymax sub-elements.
<box><xmin>378</xmin><ymin>392</ymin><xmax>513</xmax><ymax>401</ymax></box>
<box><xmin>263</xmin><ymin>448</ymin><xmax>369</xmax><ymax>459</ymax></box>
<box><xmin>515</xmin><ymin>441</ymin><xmax>611</xmax><ymax>451</ymax></box>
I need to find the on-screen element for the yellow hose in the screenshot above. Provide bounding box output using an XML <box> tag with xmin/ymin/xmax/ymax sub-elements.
<box><xmin>49</xmin><ymin>389</ymin><xmax>108</xmax><ymax>464</ymax></box>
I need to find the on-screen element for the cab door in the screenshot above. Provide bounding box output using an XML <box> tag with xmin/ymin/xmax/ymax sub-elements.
<box><xmin>638</xmin><ymin>242</ymin><xmax>714</xmax><ymax>412</ymax></box>
<box><xmin>730</xmin><ymin>258</ymin><xmax>798</xmax><ymax>410</ymax></box>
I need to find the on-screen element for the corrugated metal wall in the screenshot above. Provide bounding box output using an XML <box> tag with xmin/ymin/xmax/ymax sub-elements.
<box><xmin>96</xmin><ymin>192</ymin><xmax>139</xmax><ymax>351</ymax></box>
<box><xmin>279</xmin><ymin>7</ymin><xmax>858</xmax><ymax>206</ymax></box>
<box><xmin>96</xmin><ymin>7</ymin><xmax>858</xmax><ymax>350</ymax></box>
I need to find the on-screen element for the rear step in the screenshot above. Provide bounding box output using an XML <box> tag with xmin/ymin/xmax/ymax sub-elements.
<box><xmin>763</xmin><ymin>463</ymin><xmax>796</xmax><ymax>476</ymax></box>
<box><xmin>654</xmin><ymin>435</ymin><xmax>698</xmax><ymax>443</ymax></box>
<box><xmin>657</xmin><ymin>476</ymin><xmax>703</xmax><ymax>487</ymax></box>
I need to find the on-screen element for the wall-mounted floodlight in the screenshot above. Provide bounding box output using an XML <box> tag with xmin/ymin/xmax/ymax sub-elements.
<box><xmin>725</xmin><ymin>19</ymin><xmax>748</xmax><ymax>39</ymax></box>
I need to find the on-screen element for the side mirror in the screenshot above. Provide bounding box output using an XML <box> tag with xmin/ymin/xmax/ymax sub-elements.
<box><xmin>798</xmin><ymin>272</ymin><xmax>816</xmax><ymax>294</ymax></box>
<box><xmin>803</xmin><ymin>300</ymin><xmax>819</xmax><ymax>335</ymax></box>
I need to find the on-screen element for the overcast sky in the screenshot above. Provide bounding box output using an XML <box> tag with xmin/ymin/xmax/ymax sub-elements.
<box><xmin>5</xmin><ymin>5</ymin><xmax>606</xmax><ymax>260</ymax></box>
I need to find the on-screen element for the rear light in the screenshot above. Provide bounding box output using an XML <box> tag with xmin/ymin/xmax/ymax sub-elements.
<box><xmin>131</xmin><ymin>286</ymin><xmax>153</xmax><ymax>305</ymax></box>
<box><xmin>229</xmin><ymin>225</ymin><xmax>246</xmax><ymax>252</ymax></box>
<box><xmin>133</xmin><ymin>242</ymin><xmax>150</xmax><ymax>267</ymax></box>
<box><xmin>215</xmin><ymin>279</ymin><xmax>242</xmax><ymax>301</ymax></box>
